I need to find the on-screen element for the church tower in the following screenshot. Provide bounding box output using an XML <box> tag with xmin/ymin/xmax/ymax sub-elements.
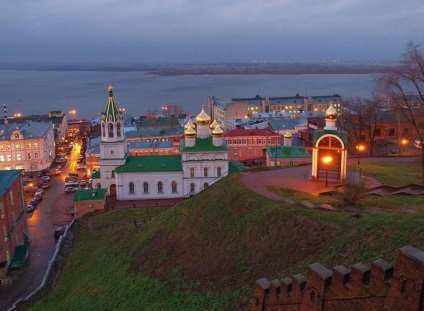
<box><xmin>98</xmin><ymin>83</ymin><xmax>127</xmax><ymax>195</ymax></box>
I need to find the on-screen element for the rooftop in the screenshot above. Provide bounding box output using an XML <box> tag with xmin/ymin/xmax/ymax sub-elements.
<box><xmin>0</xmin><ymin>121</ymin><xmax>53</xmax><ymax>140</ymax></box>
<box><xmin>115</xmin><ymin>155</ymin><xmax>183</xmax><ymax>173</ymax></box>
<box><xmin>129</xmin><ymin>141</ymin><xmax>173</xmax><ymax>150</ymax></box>
<box><xmin>224</xmin><ymin>129</ymin><xmax>279</xmax><ymax>137</ymax></box>
<box><xmin>0</xmin><ymin>170</ymin><xmax>22</xmax><ymax>197</ymax></box>
<box><xmin>73</xmin><ymin>189</ymin><xmax>107</xmax><ymax>202</ymax></box>
<box><xmin>180</xmin><ymin>137</ymin><xmax>228</xmax><ymax>152</ymax></box>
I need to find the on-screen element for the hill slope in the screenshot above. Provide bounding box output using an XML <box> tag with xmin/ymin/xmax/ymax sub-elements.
<box><xmin>27</xmin><ymin>173</ymin><xmax>424</xmax><ymax>310</ymax></box>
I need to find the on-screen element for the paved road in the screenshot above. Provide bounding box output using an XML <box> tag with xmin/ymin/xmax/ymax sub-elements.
<box><xmin>0</xmin><ymin>148</ymin><xmax>79</xmax><ymax>310</ymax></box>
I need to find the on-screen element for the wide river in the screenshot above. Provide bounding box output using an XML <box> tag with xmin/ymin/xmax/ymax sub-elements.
<box><xmin>0</xmin><ymin>70</ymin><xmax>377</xmax><ymax>119</ymax></box>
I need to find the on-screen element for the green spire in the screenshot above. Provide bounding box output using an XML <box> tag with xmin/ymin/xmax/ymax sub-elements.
<box><xmin>102</xmin><ymin>83</ymin><xmax>122</xmax><ymax>122</ymax></box>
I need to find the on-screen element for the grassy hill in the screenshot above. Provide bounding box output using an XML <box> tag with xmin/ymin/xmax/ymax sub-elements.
<box><xmin>25</xmin><ymin>162</ymin><xmax>424</xmax><ymax>311</ymax></box>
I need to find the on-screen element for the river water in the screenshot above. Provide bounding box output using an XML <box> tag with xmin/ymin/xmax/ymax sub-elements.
<box><xmin>0</xmin><ymin>70</ymin><xmax>377</xmax><ymax>119</ymax></box>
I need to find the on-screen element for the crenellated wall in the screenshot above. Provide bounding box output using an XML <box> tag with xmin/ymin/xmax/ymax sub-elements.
<box><xmin>251</xmin><ymin>245</ymin><xmax>424</xmax><ymax>311</ymax></box>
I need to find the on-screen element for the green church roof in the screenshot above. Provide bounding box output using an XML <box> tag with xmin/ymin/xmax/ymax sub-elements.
<box><xmin>267</xmin><ymin>146</ymin><xmax>311</xmax><ymax>159</ymax></box>
<box><xmin>313</xmin><ymin>129</ymin><xmax>348</xmax><ymax>145</ymax></box>
<box><xmin>102</xmin><ymin>84</ymin><xmax>123</xmax><ymax>123</ymax></box>
<box><xmin>73</xmin><ymin>189</ymin><xmax>107</xmax><ymax>202</ymax></box>
<box><xmin>180</xmin><ymin>137</ymin><xmax>229</xmax><ymax>152</ymax></box>
<box><xmin>115</xmin><ymin>155</ymin><xmax>183</xmax><ymax>173</ymax></box>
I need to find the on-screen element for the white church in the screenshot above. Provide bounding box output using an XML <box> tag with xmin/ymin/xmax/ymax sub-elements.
<box><xmin>92</xmin><ymin>84</ymin><xmax>229</xmax><ymax>200</ymax></box>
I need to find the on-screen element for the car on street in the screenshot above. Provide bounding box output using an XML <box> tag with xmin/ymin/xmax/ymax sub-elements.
<box><xmin>42</xmin><ymin>183</ymin><xmax>51</xmax><ymax>189</ymax></box>
<box><xmin>35</xmin><ymin>189</ymin><xmax>44</xmax><ymax>196</ymax></box>
<box><xmin>76</xmin><ymin>165</ymin><xmax>87</xmax><ymax>171</ymax></box>
<box><xmin>29</xmin><ymin>200</ymin><xmax>38</xmax><ymax>207</ymax></box>
<box><xmin>64</xmin><ymin>186</ymin><xmax>77</xmax><ymax>193</ymax></box>
<box><xmin>40</xmin><ymin>176</ymin><xmax>50</xmax><ymax>182</ymax></box>
<box><xmin>26</xmin><ymin>205</ymin><xmax>35</xmax><ymax>213</ymax></box>
<box><xmin>22</xmin><ymin>177</ymin><xmax>33</xmax><ymax>182</ymax></box>
<box><xmin>54</xmin><ymin>226</ymin><xmax>66</xmax><ymax>239</ymax></box>
<box><xmin>34</xmin><ymin>195</ymin><xmax>43</xmax><ymax>202</ymax></box>
<box><xmin>69</xmin><ymin>172</ymin><xmax>79</xmax><ymax>178</ymax></box>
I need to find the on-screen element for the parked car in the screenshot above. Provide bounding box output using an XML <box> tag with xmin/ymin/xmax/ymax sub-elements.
<box><xmin>29</xmin><ymin>200</ymin><xmax>38</xmax><ymax>207</ymax></box>
<box><xmin>76</xmin><ymin>165</ymin><xmax>87</xmax><ymax>171</ymax></box>
<box><xmin>22</xmin><ymin>177</ymin><xmax>33</xmax><ymax>182</ymax></box>
<box><xmin>64</xmin><ymin>186</ymin><xmax>77</xmax><ymax>193</ymax></box>
<box><xmin>65</xmin><ymin>176</ymin><xmax>78</xmax><ymax>183</ymax></box>
<box><xmin>42</xmin><ymin>183</ymin><xmax>51</xmax><ymax>189</ymax></box>
<box><xmin>35</xmin><ymin>189</ymin><xmax>44</xmax><ymax>196</ymax></box>
<box><xmin>23</xmin><ymin>186</ymin><xmax>36</xmax><ymax>193</ymax></box>
<box><xmin>26</xmin><ymin>205</ymin><xmax>35</xmax><ymax>213</ymax></box>
<box><xmin>65</xmin><ymin>181</ymin><xmax>79</xmax><ymax>188</ymax></box>
<box><xmin>69</xmin><ymin>172</ymin><xmax>79</xmax><ymax>178</ymax></box>
<box><xmin>79</xmin><ymin>180</ymin><xmax>86</xmax><ymax>187</ymax></box>
<box><xmin>54</xmin><ymin>226</ymin><xmax>66</xmax><ymax>239</ymax></box>
<box><xmin>34</xmin><ymin>195</ymin><xmax>43</xmax><ymax>202</ymax></box>
<box><xmin>40</xmin><ymin>176</ymin><xmax>50</xmax><ymax>182</ymax></box>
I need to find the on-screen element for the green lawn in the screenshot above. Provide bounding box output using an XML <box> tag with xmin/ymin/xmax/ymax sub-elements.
<box><xmin>24</xmin><ymin>160</ymin><xmax>424</xmax><ymax>311</ymax></box>
<box><xmin>91</xmin><ymin>207</ymin><xmax>169</xmax><ymax>227</ymax></box>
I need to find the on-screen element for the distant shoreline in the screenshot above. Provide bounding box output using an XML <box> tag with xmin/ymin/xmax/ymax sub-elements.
<box><xmin>0</xmin><ymin>63</ymin><xmax>395</xmax><ymax>76</ymax></box>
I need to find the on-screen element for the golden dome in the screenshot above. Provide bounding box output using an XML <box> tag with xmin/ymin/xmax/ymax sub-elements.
<box><xmin>184</xmin><ymin>123</ymin><xmax>196</xmax><ymax>138</ymax></box>
<box><xmin>108</xmin><ymin>83</ymin><xmax>114</xmax><ymax>93</ymax></box>
<box><xmin>212</xmin><ymin>123</ymin><xmax>224</xmax><ymax>136</ymax></box>
<box><xmin>195</xmin><ymin>106</ymin><xmax>211</xmax><ymax>125</ymax></box>
<box><xmin>284</xmin><ymin>131</ymin><xmax>292</xmax><ymax>138</ymax></box>
<box><xmin>325</xmin><ymin>103</ymin><xmax>337</xmax><ymax>119</ymax></box>
<box><xmin>184</xmin><ymin>119</ymin><xmax>194</xmax><ymax>130</ymax></box>
<box><xmin>210</xmin><ymin>119</ymin><xmax>218</xmax><ymax>130</ymax></box>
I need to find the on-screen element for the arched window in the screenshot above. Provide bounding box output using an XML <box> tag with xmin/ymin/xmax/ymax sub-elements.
<box><xmin>190</xmin><ymin>168</ymin><xmax>195</xmax><ymax>178</ymax></box>
<box><xmin>96</xmin><ymin>183</ymin><xmax>101</xmax><ymax>189</ymax></box>
<box><xmin>102</xmin><ymin>124</ymin><xmax>105</xmax><ymax>137</ymax></box>
<box><xmin>157</xmin><ymin>181</ymin><xmax>163</xmax><ymax>193</ymax></box>
<box><xmin>204</xmin><ymin>167</ymin><xmax>208</xmax><ymax>177</ymax></box>
<box><xmin>111</xmin><ymin>170</ymin><xmax>115</xmax><ymax>178</ymax></box>
<box><xmin>190</xmin><ymin>182</ymin><xmax>195</xmax><ymax>193</ymax></box>
<box><xmin>172</xmin><ymin>181</ymin><xmax>177</xmax><ymax>193</ymax></box>
<box><xmin>143</xmin><ymin>182</ymin><xmax>149</xmax><ymax>193</ymax></box>
<box><xmin>108</xmin><ymin>123</ymin><xmax>114</xmax><ymax>138</ymax></box>
<box><xmin>217</xmin><ymin>167</ymin><xmax>222</xmax><ymax>177</ymax></box>
<box><xmin>129</xmin><ymin>182</ymin><xmax>135</xmax><ymax>194</ymax></box>
<box><xmin>204</xmin><ymin>182</ymin><xmax>209</xmax><ymax>189</ymax></box>
<box><xmin>117</xmin><ymin>122</ymin><xmax>121</xmax><ymax>137</ymax></box>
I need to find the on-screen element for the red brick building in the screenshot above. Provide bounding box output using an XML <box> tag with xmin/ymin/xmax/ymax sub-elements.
<box><xmin>224</xmin><ymin>129</ymin><xmax>281</xmax><ymax>162</ymax></box>
<box><xmin>0</xmin><ymin>170</ymin><xmax>29</xmax><ymax>284</ymax></box>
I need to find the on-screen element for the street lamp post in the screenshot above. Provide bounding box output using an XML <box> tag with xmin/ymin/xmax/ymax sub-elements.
<box><xmin>356</xmin><ymin>143</ymin><xmax>365</xmax><ymax>164</ymax></box>
<box><xmin>322</xmin><ymin>156</ymin><xmax>333</xmax><ymax>187</ymax></box>
<box><xmin>69</xmin><ymin>109</ymin><xmax>76</xmax><ymax>121</ymax></box>
<box><xmin>399</xmin><ymin>138</ymin><xmax>409</xmax><ymax>156</ymax></box>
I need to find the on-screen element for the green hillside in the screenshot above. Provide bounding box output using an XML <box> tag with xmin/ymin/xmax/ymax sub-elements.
<box><xmin>26</xmin><ymin>164</ymin><xmax>424</xmax><ymax>311</ymax></box>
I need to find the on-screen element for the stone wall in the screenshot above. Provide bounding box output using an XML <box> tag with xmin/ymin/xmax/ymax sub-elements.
<box><xmin>251</xmin><ymin>245</ymin><xmax>424</xmax><ymax>311</ymax></box>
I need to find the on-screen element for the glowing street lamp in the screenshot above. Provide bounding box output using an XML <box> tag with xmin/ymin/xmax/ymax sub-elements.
<box><xmin>69</xmin><ymin>109</ymin><xmax>77</xmax><ymax>120</ymax></box>
<box><xmin>322</xmin><ymin>156</ymin><xmax>333</xmax><ymax>187</ymax></box>
<box><xmin>14</xmin><ymin>113</ymin><xmax>22</xmax><ymax>118</ymax></box>
<box><xmin>161</xmin><ymin>106</ymin><xmax>168</xmax><ymax>117</ymax></box>
<box><xmin>400</xmin><ymin>138</ymin><xmax>409</xmax><ymax>156</ymax></box>
<box><xmin>356</xmin><ymin>143</ymin><xmax>365</xmax><ymax>164</ymax></box>
<box><xmin>119</xmin><ymin>107</ymin><xmax>126</xmax><ymax>113</ymax></box>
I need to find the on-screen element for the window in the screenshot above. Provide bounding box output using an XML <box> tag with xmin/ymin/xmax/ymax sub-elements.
<box><xmin>217</xmin><ymin>167</ymin><xmax>222</xmax><ymax>177</ymax></box>
<box><xmin>258</xmin><ymin>138</ymin><xmax>262</xmax><ymax>144</ymax></box>
<box><xmin>108</xmin><ymin>123</ymin><xmax>114</xmax><ymax>138</ymax></box>
<box><xmin>233</xmin><ymin>148</ymin><xmax>237</xmax><ymax>155</ymax></box>
<box><xmin>10</xmin><ymin>191</ymin><xmax>14</xmax><ymax>205</ymax></box>
<box><xmin>204</xmin><ymin>167</ymin><xmax>208</xmax><ymax>177</ymax></box>
<box><xmin>190</xmin><ymin>182</ymin><xmax>195</xmax><ymax>193</ymax></box>
<box><xmin>117</xmin><ymin>122</ymin><xmax>121</xmax><ymax>137</ymax></box>
<box><xmin>190</xmin><ymin>168</ymin><xmax>195</xmax><ymax>178</ymax></box>
<box><xmin>17</xmin><ymin>154</ymin><xmax>21</xmax><ymax>161</ymax></box>
<box><xmin>157</xmin><ymin>181</ymin><xmax>163</xmax><ymax>193</ymax></box>
<box><xmin>111</xmin><ymin>150</ymin><xmax>114</xmax><ymax>155</ymax></box>
<box><xmin>15</xmin><ymin>144</ymin><xmax>20</xmax><ymax>149</ymax></box>
<box><xmin>129</xmin><ymin>182</ymin><xmax>135</xmax><ymax>194</ymax></box>
<box><xmin>172</xmin><ymin>181</ymin><xmax>177</xmax><ymax>193</ymax></box>
<box><xmin>0</xmin><ymin>145</ymin><xmax>3</xmax><ymax>150</ymax></box>
<box><xmin>0</xmin><ymin>156</ymin><xmax>4</xmax><ymax>162</ymax></box>
<box><xmin>143</xmin><ymin>182</ymin><xmax>149</xmax><ymax>193</ymax></box>
<box><xmin>248</xmin><ymin>148</ymin><xmax>252</xmax><ymax>155</ymax></box>
<box><xmin>204</xmin><ymin>182</ymin><xmax>209</xmax><ymax>189</ymax></box>
<box><xmin>388</xmin><ymin>128</ymin><xmax>395</xmax><ymax>136</ymax></box>
<box><xmin>374</xmin><ymin>128</ymin><xmax>381</xmax><ymax>136</ymax></box>
<box><xmin>5</xmin><ymin>145</ymin><xmax>10</xmax><ymax>150</ymax></box>
<box><xmin>111</xmin><ymin>170</ymin><xmax>115</xmax><ymax>178</ymax></box>
<box><xmin>34</xmin><ymin>153</ymin><xmax>39</xmax><ymax>159</ymax></box>
<box><xmin>14</xmin><ymin>133</ymin><xmax>19</xmax><ymax>139</ymax></box>
<box><xmin>7</xmin><ymin>155</ymin><xmax>11</xmax><ymax>162</ymax></box>
<box><xmin>27</xmin><ymin>153</ymin><xmax>31</xmax><ymax>160</ymax></box>
<box><xmin>33</xmin><ymin>143</ymin><xmax>37</xmax><ymax>147</ymax></box>
<box><xmin>27</xmin><ymin>143</ymin><xmax>31</xmax><ymax>148</ymax></box>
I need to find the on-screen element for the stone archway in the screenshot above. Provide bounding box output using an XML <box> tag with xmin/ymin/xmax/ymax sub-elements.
<box><xmin>312</xmin><ymin>134</ymin><xmax>347</xmax><ymax>181</ymax></box>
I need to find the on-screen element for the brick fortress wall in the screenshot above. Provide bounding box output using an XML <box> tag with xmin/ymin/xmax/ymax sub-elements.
<box><xmin>250</xmin><ymin>245</ymin><xmax>424</xmax><ymax>311</ymax></box>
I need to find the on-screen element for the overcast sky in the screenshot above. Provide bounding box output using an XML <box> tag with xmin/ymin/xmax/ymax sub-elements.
<box><xmin>1</xmin><ymin>0</ymin><xmax>423</xmax><ymax>63</ymax></box>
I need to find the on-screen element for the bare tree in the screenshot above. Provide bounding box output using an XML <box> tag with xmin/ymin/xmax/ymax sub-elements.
<box><xmin>376</xmin><ymin>43</ymin><xmax>424</xmax><ymax>184</ymax></box>
<box><xmin>338</xmin><ymin>96</ymin><xmax>385</xmax><ymax>156</ymax></box>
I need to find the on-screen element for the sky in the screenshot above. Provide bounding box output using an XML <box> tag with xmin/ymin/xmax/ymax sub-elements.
<box><xmin>1</xmin><ymin>0</ymin><xmax>423</xmax><ymax>63</ymax></box>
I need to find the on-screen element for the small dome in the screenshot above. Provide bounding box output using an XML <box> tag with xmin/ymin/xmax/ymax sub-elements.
<box><xmin>184</xmin><ymin>124</ymin><xmax>196</xmax><ymax>138</ymax></box>
<box><xmin>284</xmin><ymin>131</ymin><xmax>292</xmax><ymax>138</ymax></box>
<box><xmin>184</xmin><ymin>119</ymin><xmax>194</xmax><ymax>130</ymax></box>
<box><xmin>325</xmin><ymin>103</ymin><xmax>337</xmax><ymax>119</ymax></box>
<box><xmin>210</xmin><ymin>119</ymin><xmax>218</xmax><ymax>130</ymax></box>
<box><xmin>108</xmin><ymin>83</ymin><xmax>114</xmax><ymax>93</ymax></box>
<box><xmin>195</xmin><ymin>106</ymin><xmax>211</xmax><ymax>125</ymax></box>
<box><xmin>212</xmin><ymin>123</ymin><xmax>224</xmax><ymax>136</ymax></box>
